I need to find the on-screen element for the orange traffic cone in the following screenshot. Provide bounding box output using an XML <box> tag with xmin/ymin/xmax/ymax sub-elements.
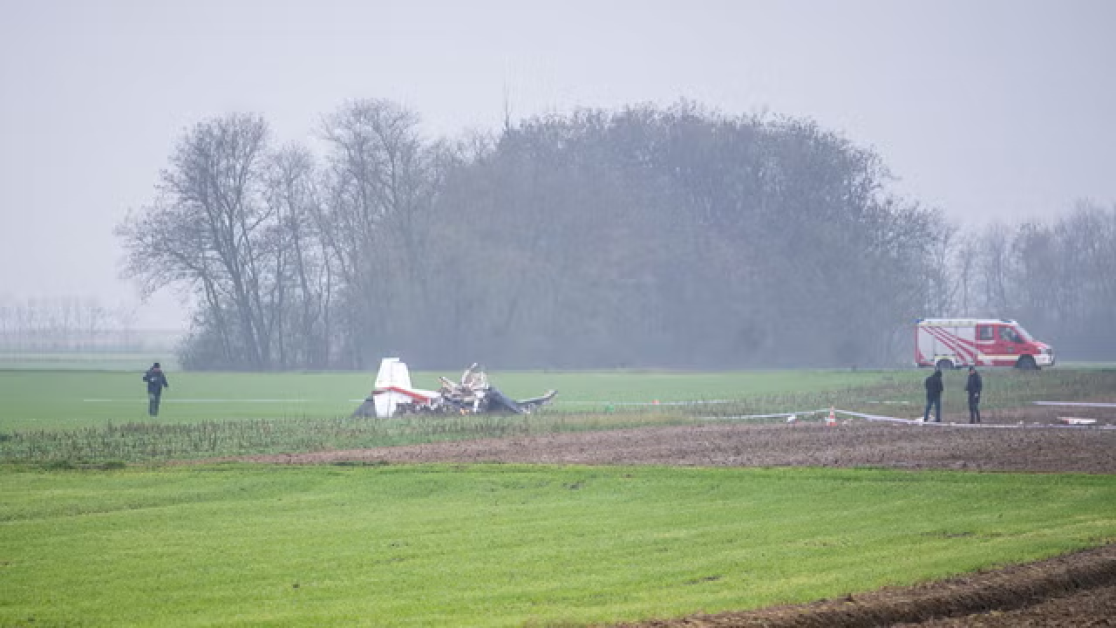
<box><xmin>826</xmin><ymin>406</ymin><xmax>837</xmax><ymax>426</ymax></box>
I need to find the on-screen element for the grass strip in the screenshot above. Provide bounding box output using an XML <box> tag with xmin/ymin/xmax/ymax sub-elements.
<box><xmin>1</xmin><ymin>464</ymin><xmax>1114</xmax><ymax>627</ymax></box>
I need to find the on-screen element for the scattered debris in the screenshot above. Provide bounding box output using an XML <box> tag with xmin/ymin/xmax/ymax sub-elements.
<box><xmin>1060</xmin><ymin>417</ymin><xmax>1098</xmax><ymax>425</ymax></box>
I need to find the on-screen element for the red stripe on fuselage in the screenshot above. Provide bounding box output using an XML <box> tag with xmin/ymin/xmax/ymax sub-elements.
<box><xmin>371</xmin><ymin>386</ymin><xmax>434</xmax><ymax>402</ymax></box>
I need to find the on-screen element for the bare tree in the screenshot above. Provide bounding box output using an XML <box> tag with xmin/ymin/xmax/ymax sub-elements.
<box><xmin>952</xmin><ymin>233</ymin><xmax>980</xmax><ymax>316</ymax></box>
<box><xmin>317</xmin><ymin>99</ymin><xmax>432</xmax><ymax>366</ymax></box>
<box><xmin>118</xmin><ymin>114</ymin><xmax>278</xmax><ymax>369</ymax></box>
<box><xmin>1011</xmin><ymin>221</ymin><xmax>1060</xmax><ymax>332</ymax></box>
<box><xmin>975</xmin><ymin>222</ymin><xmax>1014</xmax><ymax>314</ymax></box>
<box><xmin>924</xmin><ymin>219</ymin><xmax>958</xmax><ymax>316</ymax></box>
<box><xmin>263</xmin><ymin>143</ymin><xmax>335</xmax><ymax>368</ymax></box>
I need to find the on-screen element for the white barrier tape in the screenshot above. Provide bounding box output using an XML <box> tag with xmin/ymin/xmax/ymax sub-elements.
<box><xmin>559</xmin><ymin>399</ymin><xmax>738</xmax><ymax>406</ymax></box>
<box><xmin>840</xmin><ymin>408</ymin><xmax>1116</xmax><ymax>430</ymax></box>
<box><xmin>1033</xmin><ymin>401</ymin><xmax>1116</xmax><ymax>408</ymax></box>
<box><xmin>699</xmin><ymin>407</ymin><xmax>1115</xmax><ymax>430</ymax></box>
<box><xmin>837</xmin><ymin>408</ymin><xmax>1116</xmax><ymax>429</ymax></box>
<box><xmin>697</xmin><ymin>409</ymin><xmax>828</xmax><ymax>421</ymax></box>
<box><xmin>833</xmin><ymin>409</ymin><xmax>921</xmax><ymax>424</ymax></box>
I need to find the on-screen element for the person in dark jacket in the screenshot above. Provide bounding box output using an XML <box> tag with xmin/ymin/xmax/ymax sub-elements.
<box><xmin>923</xmin><ymin>368</ymin><xmax>944</xmax><ymax>423</ymax></box>
<box><xmin>965</xmin><ymin>366</ymin><xmax>983</xmax><ymax>424</ymax></box>
<box><xmin>143</xmin><ymin>362</ymin><xmax>170</xmax><ymax>417</ymax></box>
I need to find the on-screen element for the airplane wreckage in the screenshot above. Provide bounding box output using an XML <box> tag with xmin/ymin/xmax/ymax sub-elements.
<box><xmin>352</xmin><ymin>358</ymin><xmax>558</xmax><ymax>418</ymax></box>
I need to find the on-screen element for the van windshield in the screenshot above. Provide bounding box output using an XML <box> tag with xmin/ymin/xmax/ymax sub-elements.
<box><xmin>1014</xmin><ymin>326</ymin><xmax>1034</xmax><ymax>342</ymax></box>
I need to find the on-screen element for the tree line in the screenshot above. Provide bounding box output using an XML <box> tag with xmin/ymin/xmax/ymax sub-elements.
<box><xmin>116</xmin><ymin>100</ymin><xmax>1116</xmax><ymax>370</ymax></box>
<box><xmin>935</xmin><ymin>202</ymin><xmax>1116</xmax><ymax>361</ymax></box>
<box><xmin>0</xmin><ymin>297</ymin><xmax>148</xmax><ymax>352</ymax></box>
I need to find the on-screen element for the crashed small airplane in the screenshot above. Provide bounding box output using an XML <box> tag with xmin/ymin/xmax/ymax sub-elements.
<box><xmin>352</xmin><ymin>358</ymin><xmax>557</xmax><ymax>418</ymax></box>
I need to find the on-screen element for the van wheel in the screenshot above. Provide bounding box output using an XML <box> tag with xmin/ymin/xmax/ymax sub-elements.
<box><xmin>1016</xmin><ymin>355</ymin><xmax>1038</xmax><ymax>370</ymax></box>
<box><xmin>935</xmin><ymin>359</ymin><xmax>953</xmax><ymax>371</ymax></box>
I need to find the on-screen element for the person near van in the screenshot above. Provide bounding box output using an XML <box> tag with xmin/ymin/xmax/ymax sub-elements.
<box><xmin>965</xmin><ymin>366</ymin><xmax>983</xmax><ymax>424</ymax></box>
<box><xmin>922</xmin><ymin>368</ymin><xmax>944</xmax><ymax>423</ymax></box>
<box><xmin>143</xmin><ymin>362</ymin><xmax>170</xmax><ymax>417</ymax></box>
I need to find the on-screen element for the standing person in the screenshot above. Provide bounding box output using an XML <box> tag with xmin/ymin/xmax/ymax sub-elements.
<box><xmin>965</xmin><ymin>366</ymin><xmax>983</xmax><ymax>424</ymax></box>
<box><xmin>143</xmin><ymin>362</ymin><xmax>170</xmax><ymax>417</ymax></box>
<box><xmin>923</xmin><ymin>368</ymin><xmax>944</xmax><ymax>423</ymax></box>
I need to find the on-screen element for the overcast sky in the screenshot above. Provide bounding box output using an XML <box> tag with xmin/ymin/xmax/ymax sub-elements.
<box><xmin>1</xmin><ymin>0</ymin><xmax>1113</xmax><ymax>329</ymax></box>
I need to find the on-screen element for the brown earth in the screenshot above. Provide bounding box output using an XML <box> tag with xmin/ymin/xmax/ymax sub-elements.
<box><xmin>231</xmin><ymin>412</ymin><xmax>1116</xmax><ymax>627</ymax></box>
<box><xmin>240</xmin><ymin>421</ymin><xmax>1116</xmax><ymax>474</ymax></box>
<box><xmin>620</xmin><ymin>545</ymin><xmax>1116</xmax><ymax>628</ymax></box>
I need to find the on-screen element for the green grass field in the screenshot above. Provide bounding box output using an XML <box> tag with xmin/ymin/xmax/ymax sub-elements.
<box><xmin>2</xmin><ymin>365</ymin><xmax>1114</xmax><ymax>626</ymax></box>
<box><xmin>7</xmin><ymin>366</ymin><xmax>1113</xmax><ymax>434</ymax></box>
<box><xmin>2</xmin><ymin>464</ymin><xmax>1113</xmax><ymax>627</ymax></box>
<box><xmin>0</xmin><ymin>368</ymin><xmax>919</xmax><ymax>432</ymax></box>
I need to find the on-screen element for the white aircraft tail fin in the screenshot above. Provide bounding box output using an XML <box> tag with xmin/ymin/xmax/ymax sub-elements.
<box><xmin>374</xmin><ymin>358</ymin><xmax>413</xmax><ymax>390</ymax></box>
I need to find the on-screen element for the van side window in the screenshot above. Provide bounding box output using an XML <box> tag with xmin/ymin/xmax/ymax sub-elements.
<box><xmin>1001</xmin><ymin>327</ymin><xmax>1021</xmax><ymax>343</ymax></box>
<box><xmin>978</xmin><ymin>326</ymin><xmax>993</xmax><ymax>341</ymax></box>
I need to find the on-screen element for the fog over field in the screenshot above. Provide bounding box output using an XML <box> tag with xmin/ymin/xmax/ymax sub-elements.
<box><xmin>1</xmin><ymin>0</ymin><xmax>1114</xmax><ymax>368</ymax></box>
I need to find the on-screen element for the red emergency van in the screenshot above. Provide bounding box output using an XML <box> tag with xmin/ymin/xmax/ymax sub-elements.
<box><xmin>915</xmin><ymin>318</ymin><xmax>1055</xmax><ymax>370</ymax></box>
